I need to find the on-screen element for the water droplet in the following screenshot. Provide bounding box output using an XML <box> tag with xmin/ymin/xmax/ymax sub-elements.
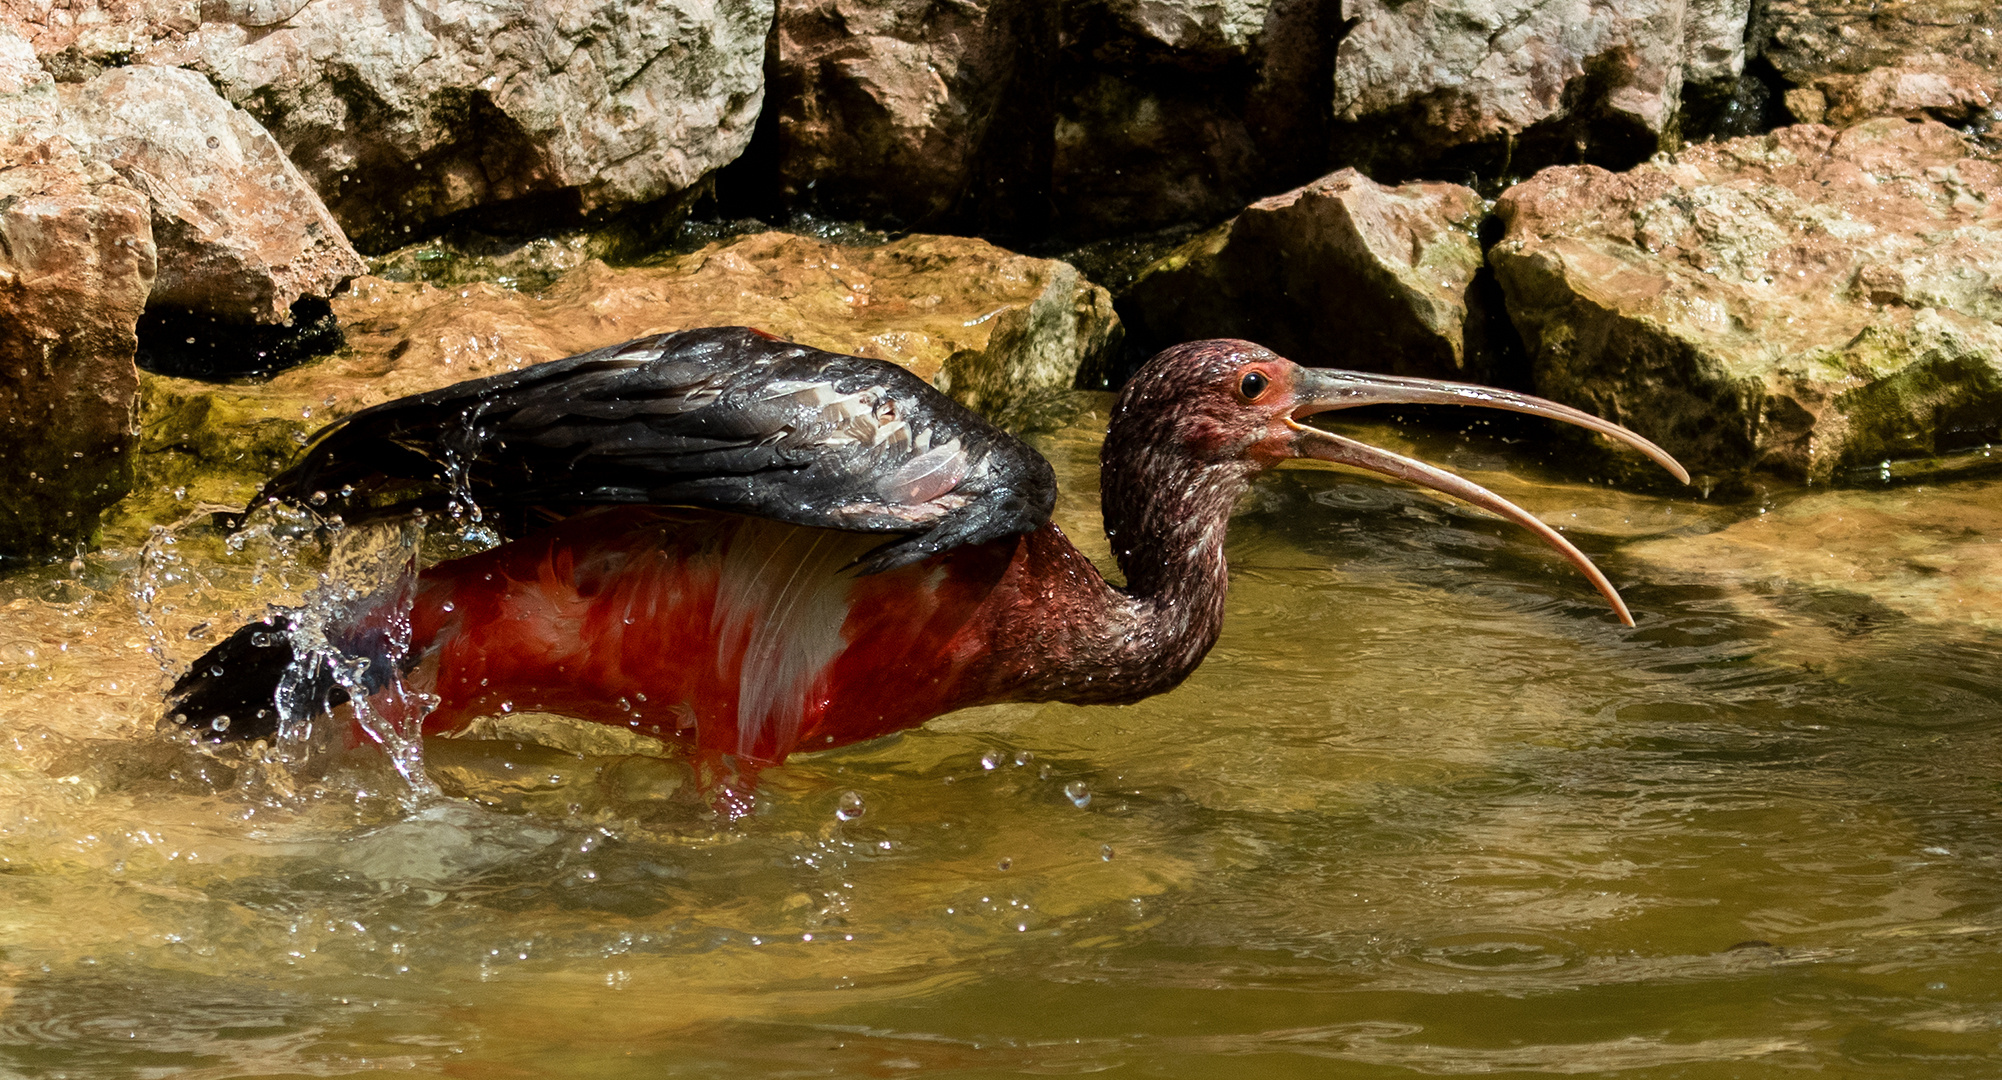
<box><xmin>1063</xmin><ymin>781</ymin><xmax>1092</xmax><ymax>808</ymax></box>
<box><xmin>440</xmin><ymin>601</ymin><xmax>455</xmax><ymax>613</ymax></box>
<box><xmin>979</xmin><ymin>750</ymin><xmax>1002</xmax><ymax>770</ymax></box>
<box><xmin>210</xmin><ymin>715</ymin><xmax>231</xmax><ymax>732</ymax></box>
<box><xmin>1101</xmin><ymin>845</ymin><xmax>1115</xmax><ymax>861</ymax></box>
<box><xmin>309</xmin><ymin>490</ymin><xmax>328</xmax><ymax>506</ymax></box>
<box><xmin>836</xmin><ymin>790</ymin><xmax>865</xmax><ymax>821</ymax></box>
<box><xmin>1012</xmin><ymin>750</ymin><xmax>1033</xmax><ymax>767</ymax></box>
<box><xmin>996</xmin><ymin>858</ymin><xmax>1012</xmax><ymax>871</ymax></box>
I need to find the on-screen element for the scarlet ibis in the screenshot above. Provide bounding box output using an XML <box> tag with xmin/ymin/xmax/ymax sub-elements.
<box><xmin>169</xmin><ymin>327</ymin><xmax>1686</xmax><ymax>790</ymax></box>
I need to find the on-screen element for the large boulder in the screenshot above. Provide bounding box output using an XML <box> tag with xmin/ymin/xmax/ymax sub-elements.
<box><xmin>1759</xmin><ymin>0</ymin><xmax>2002</xmax><ymax>129</ymax></box>
<box><xmin>765</xmin><ymin>0</ymin><xmax>1341</xmax><ymax>240</ymax></box>
<box><xmin>135</xmin><ymin>0</ymin><xmax>771</xmax><ymax>253</ymax></box>
<box><xmin>1330</xmin><ymin>0</ymin><xmax>1756</xmax><ymax>181</ymax></box>
<box><xmin>136</xmin><ymin>231</ymin><xmax>1122</xmax><ymax>512</ymax></box>
<box><xmin>1491</xmin><ymin>119</ymin><xmax>2002</xmax><ymax>483</ymax></box>
<box><xmin>53</xmin><ymin>64</ymin><xmax>364</xmax><ymax>324</ymax></box>
<box><xmin>0</xmin><ymin>67</ymin><xmax>157</xmax><ymax>563</ymax></box>
<box><xmin>1120</xmin><ymin>169</ymin><xmax>1495</xmax><ymax>381</ymax></box>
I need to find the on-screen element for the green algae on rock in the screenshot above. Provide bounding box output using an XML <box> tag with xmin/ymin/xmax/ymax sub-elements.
<box><xmin>134</xmin><ymin>230</ymin><xmax>1121</xmax><ymax>521</ymax></box>
<box><xmin>1492</xmin><ymin>118</ymin><xmax>2002</xmax><ymax>485</ymax></box>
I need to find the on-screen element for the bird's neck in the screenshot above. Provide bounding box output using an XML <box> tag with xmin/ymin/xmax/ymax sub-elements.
<box><xmin>985</xmin><ymin>447</ymin><xmax>1253</xmax><ymax>708</ymax></box>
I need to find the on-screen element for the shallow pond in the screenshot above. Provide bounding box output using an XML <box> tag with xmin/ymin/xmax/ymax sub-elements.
<box><xmin>3</xmin><ymin>405</ymin><xmax>2000</xmax><ymax>1078</ymax></box>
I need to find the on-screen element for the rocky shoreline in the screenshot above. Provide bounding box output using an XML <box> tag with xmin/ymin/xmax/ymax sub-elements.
<box><xmin>2</xmin><ymin>0</ymin><xmax>1998</xmax><ymax>636</ymax></box>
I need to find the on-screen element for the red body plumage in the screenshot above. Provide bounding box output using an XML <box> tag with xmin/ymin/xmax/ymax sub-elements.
<box><xmin>403</xmin><ymin>506</ymin><xmax>1106</xmax><ymax>764</ymax></box>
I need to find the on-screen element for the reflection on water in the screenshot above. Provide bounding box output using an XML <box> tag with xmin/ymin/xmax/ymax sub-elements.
<box><xmin>3</xmin><ymin>408</ymin><xmax>2001</xmax><ymax>1078</ymax></box>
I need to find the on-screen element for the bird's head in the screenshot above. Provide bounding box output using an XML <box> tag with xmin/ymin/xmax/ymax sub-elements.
<box><xmin>1104</xmin><ymin>340</ymin><xmax>1689</xmax><ymax>625</ymax></box>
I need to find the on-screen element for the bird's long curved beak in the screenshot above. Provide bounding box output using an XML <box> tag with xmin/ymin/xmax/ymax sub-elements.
<box><xmin>1285</xmin><ymin>368</ymin><xmax>1689</xmax><ymax>627</ymax></box>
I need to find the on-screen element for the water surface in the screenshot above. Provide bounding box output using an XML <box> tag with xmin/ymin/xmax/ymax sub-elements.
<box><xmin>2</xmin><ymin>408</ymin><xmax>1999</xmax><ymax>1078</ymax></box>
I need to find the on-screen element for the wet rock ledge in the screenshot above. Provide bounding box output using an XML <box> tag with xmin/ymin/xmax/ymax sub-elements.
<box><xmin>1</xmin><ymin>0</ymin><xmax>1999</xmax><ymax>567</ymax></box>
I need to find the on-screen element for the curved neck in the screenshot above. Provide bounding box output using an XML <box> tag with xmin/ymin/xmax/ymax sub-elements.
<box><xmin>979</xmin><ymin>425</ymin><xmax>1258</xmax><ymax>708</ymax></box>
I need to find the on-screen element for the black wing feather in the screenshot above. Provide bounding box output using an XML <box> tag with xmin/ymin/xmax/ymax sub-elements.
<box><xmin>250</xmin><ymin>327</ymin><xmax>1059</xmax><ymax>571</ymax></box>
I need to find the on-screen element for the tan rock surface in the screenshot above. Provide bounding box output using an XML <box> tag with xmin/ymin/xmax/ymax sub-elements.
<box><xmin>54</xmin><ymin>64</ymin><xmax>364</xmax><ymax>323</ymax></box>
<box><xmin>1761</xmin><ymin>0</ymin><xmax>2002</xmax><ymax>128</ymax></box>
<box><xmin>136</xmin><ymin>231</ymin><xmax>1121</xmax><ymax>513</ymax></box>
<box><xmin>0</xmin><ymin>0</ymin><xmax>194</xmax><ymax>66</ymax></box>
<box><xmin>0</xmin><ymin>76</ymin><xmax>156</xmax><ymax>562</ymax></box>
<box><xmin>1492</xmin><ymin>119</ymin><xmax>2002</xmax><ymax>483</ymax></box>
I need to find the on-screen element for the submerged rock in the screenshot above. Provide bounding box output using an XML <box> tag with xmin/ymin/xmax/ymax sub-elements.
<box><xmin>1759</xmin><ymin>0</ymin><xmax>2002</xmax><ymax>129</ymax></box>
<box><xmin>0</xmin><ymin>70</ymin><xmax>156</xmax><ymax>562</ymax></box>
<box><xmin>1121</xmin><ymin>169</ymin><xmax>1493</xmax><ymax>381</ymax></box>
<box><xmin>1491</xmin><ymin>119</ymin><xmax>2002</xmax><ymax>483</ymax></box>
<box><xmin>135</xmin><ymin>231</ymin><xmax>1121</xmax><ymax>512</ymax></box>
<box><xmin>1626</xmin><ymin>474</ymin><xmax>2002</xmax><ymax>633</ymax></box>
<box><xmin>137</xmin><ymin>0</ymin><xmax>770</xmax><ymax>253</ymax></box>
<box><xmin>53</xmin><ymin>65</ymin><xmax>364</xmax><ymax>324</ymax></box>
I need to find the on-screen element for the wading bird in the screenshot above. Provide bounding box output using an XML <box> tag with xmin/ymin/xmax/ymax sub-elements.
<box><xmin>170</xmin><ymin>328</ymin><xmax>1685</xmax><ymax>798</ymax></box>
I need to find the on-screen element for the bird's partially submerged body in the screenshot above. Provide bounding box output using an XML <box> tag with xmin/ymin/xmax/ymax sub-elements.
<box><xmin>398</xmin><ymin>507</ymin><xmax>1144</xmax><ymax>765</ymax></box>
<box><xmin>168</xmin><ymin>328</ymin><xmax>1686</xmax><ymax>789</ymax></box>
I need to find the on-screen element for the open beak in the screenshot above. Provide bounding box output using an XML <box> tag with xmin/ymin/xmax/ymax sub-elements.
<box><xmin>1284</xmin><ymin>367</ymin><xmax>1690</xmax><ymax>628</ymax></box>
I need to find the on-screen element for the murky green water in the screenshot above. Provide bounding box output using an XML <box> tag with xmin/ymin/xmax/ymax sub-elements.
<box><xmin>3</xmin><ymin>406</ymin><xmax>2000</xmax><ymax>1078</ymax></box>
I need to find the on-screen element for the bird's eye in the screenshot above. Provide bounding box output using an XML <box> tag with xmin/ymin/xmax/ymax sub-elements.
<box><xmin>1239</xmin><ymin>370</ymin><xmax>1270</xmax><ymax>400</ymax></box>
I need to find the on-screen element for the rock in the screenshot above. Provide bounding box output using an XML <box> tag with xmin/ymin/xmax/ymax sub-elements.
<box><xmin>1684</xmin><ymin>0</ymin><xmax>1755</xmax><ymax>85</ymax></box>
<box><xmin>1043</xmin><ymin>0</ymin><xmax>1345</xmax><ymax>239</ymax></box>
<box><xmin>770</xmin><ymin>0</ymin><xmax>1056</xmax><ymax>232</ymax></box>
<box><xmin>134</xmin><ymin>231</ymin><xmax>1121</xmax><ymax>513</ymax></box>
<box><xmin>764</xmin><ymin>0</ymin><xmax>1341</xmax><ymax>240</ymax></box>
<box><xmin>52</xmin><ymin>65</ymin><xmax>363</xmax><ymax>324</ymax></box>
<box><xmin>1051</xmin><ymin>68</ymin><xmax>1264</xmax><ymax>239</ymax></box>
<box><xmin>1491</xmin><ymin>119</ymin><xmax>2002</xmax><ymax>484</ymax></box>
<box><xmin>0</xmin><ymin>73</ymin><xmax>156</xmax><ymax>562</ymax></box>
<box><xmin>1759</xmin><ymin>0</ymin><xmax>2002</xmax><ymax>129</ymax></box>
<box><xmin>0</xmin><ymin>0</ymin><xmax>196</xmax><ymax>75</ymax></box>
<box><xmin>1329</xmin><ymin>0</ymin><xmax>1752</xmax><ymax>181</ymax></box>
<box><xmin>0</xmin><ymin>17</ymin><xmax>44</xmax><ymax>91</ymax></box>
<box><xmin>1121</xmin><ymin>169</ymin><xmax>1494</xmax><ymax>380</ymax></box>
<box><xmin>1626</xmin><ymin>475</ymin><xmax>2002</xmax><ymax>634</ymax></box>
<box><xmin>137</xmin><ymin>0</ymin><xmax>770</xmax><ymax>253</ymax></box>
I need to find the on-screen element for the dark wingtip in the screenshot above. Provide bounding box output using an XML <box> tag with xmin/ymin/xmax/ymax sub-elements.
<box><xmin>167</xmin><ymin>614</ymin><xmax>346</xmax><ymax>742</ymax></box>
